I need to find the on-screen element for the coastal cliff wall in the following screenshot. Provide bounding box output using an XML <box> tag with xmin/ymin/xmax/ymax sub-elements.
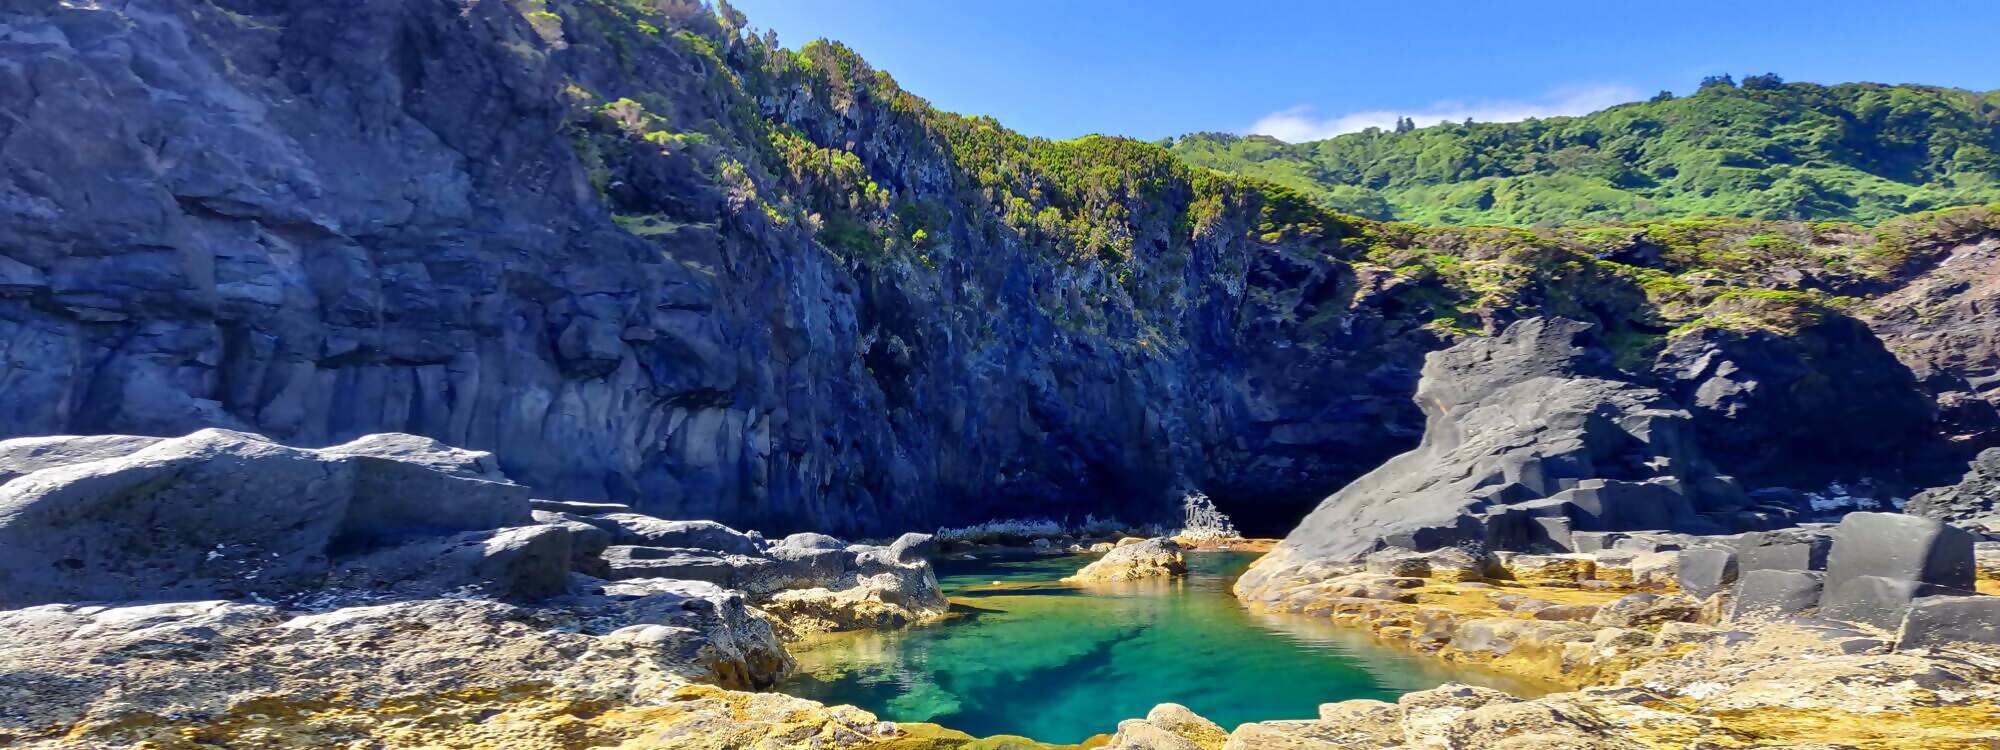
<box><xmin>3</xmin><ymin>0</ymin><xmax>1995</xmax><ymax>535</ymax></box>
<box><xmin>0</xmin><ymin>0</ymin><xmax>1443</xmax><ymax>535</ymax></box>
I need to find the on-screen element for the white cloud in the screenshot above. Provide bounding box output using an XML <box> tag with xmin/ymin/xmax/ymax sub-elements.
<box><xmin>1247</xmin><ymin>84</ymin><xmax>1644</xmax><ymax>143</ymax></box>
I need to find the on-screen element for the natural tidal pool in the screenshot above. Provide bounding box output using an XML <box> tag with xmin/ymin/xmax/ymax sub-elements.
<box><xmin>780</xmin><ymin>550</ymin><xmax>1550</xmax><ymax>743</ymax></box>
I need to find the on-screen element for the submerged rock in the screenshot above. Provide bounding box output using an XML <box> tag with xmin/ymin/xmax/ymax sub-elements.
<box><xmin>1065</xmin><ymin>538</ymin><xmax>1189</xmax><ymax>583</ymax></box>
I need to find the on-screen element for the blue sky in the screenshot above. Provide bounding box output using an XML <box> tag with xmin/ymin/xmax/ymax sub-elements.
<box><xmin>728</xmin><ymin>0</ymin><xmax>2000</xmax><ymax>143</ymax></box>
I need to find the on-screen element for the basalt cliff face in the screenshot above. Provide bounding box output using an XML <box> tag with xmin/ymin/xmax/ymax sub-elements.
<box><xmin>4</xmin><ymin>0</ymin><xmax>2000</xmax><ymax>539</ymax></box>
<box><xmin>0</xmin><ymin>0</ymin><xmax>1445</xmax><ymax>536</ymax></box>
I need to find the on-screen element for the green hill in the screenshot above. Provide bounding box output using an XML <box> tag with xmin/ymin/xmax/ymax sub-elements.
<box><xmin>1169</xmin><ymin>77</ymin><xmax>2000</xmax><ymax>226</ymax></box>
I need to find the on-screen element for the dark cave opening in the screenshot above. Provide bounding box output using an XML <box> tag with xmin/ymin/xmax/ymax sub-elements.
<box><xmin>1205</xmin><ymin>488</ymin><xmax>1328</xmax><ymax>539</ymax></box>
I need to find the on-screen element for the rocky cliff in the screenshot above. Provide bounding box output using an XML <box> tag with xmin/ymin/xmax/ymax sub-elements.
<box><xmin>4</xmin><ymin>0</ymin><xmax>1999</xmax><ymax>538</ymax></box>
<box><xmin>0</xmin><ymin>0</ymin><xmax>1454</xmax><ymax>536</ymax></box>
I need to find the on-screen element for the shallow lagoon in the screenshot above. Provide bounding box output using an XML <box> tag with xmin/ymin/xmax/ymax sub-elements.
<box><xmin>780</xmin><ymin>550</ymin><xmax>1548</xmax><ymax>743</ymax></box>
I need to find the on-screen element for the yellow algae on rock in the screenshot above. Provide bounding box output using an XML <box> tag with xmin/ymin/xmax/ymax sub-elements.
<box><xmin>91</xmin><ymin>684</ymin><xmax>1097</xmax><ymax>750</ymax></box>
<box><xmin>762</xmin><ymin>572</ymin><xmax>952</xmax><ymax>639</ymax></box>
<box><xmin>1063</xmin><ymin>539</ymin><xmax>1188</xmax><ymax>583</ymax></box>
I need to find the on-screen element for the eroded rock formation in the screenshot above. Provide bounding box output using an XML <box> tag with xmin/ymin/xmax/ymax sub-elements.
<box><xmin>1239</xmin><ymin>318</ymin><xmax>1773</xmax><ymax>598</ymax></box>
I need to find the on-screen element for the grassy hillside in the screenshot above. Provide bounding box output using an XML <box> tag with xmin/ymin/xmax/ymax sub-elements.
<box><xmin>569</xmin><ymin>4</ymin><xmax>2000</xmax><ymax>351</ymax></box>
<box><xmin>1170</xmin><ymin>77</ymin><xmax>2000</xmax><ymax>227</ymax></box>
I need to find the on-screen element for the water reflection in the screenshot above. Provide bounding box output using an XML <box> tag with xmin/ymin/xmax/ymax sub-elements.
<box><xmin>781</xmin><ymin>550</ymin><xmax>1545</xmax><ymax>743</ymax></box>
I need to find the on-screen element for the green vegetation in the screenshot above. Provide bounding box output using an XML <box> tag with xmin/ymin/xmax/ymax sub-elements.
<box><xmin>1351</xmin><ymin>203</ymin><xmax>2000</xmax><ymax>346</ymax></box>
<box><xmin>557</xmin><ymin>1</ymin><xmax>2000</xmax><ymax>362</ymax></box>
<box><xmin>1171</xmin><ymin>78</ymin><xmax>2000</xmax><ymax>227</ymax></box>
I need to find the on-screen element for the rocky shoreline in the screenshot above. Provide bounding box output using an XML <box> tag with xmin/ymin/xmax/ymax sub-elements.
<box><xmin>0</xmin><ymin>429</ymin><xmax>975</xmax><ymax>748</ymax></box>
<box><xmin>4</xmin><ymin>425</ymin><xmax>2000</xmax><ymax>748</ymax></box>
<box><xmin>3</xmin><ymin>320</ymin><xmax>1998</xmax><ymax>748</ymax></box>
<box><xmin>6</xmin><ymin>1</ymin><xmax>2000</xmax><ymax>747</ymax></box>
<box><xmin>1120</xmin><ymin>315</ymin><xmax>2000</xmax><ymax>748</ymax></box>
<box><xmin>0</xmin><ymin>426</ymin><xmax>1271</xmax><ymax>749</ymax></box>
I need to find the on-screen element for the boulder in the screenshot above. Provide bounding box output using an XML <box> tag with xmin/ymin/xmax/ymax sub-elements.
<box><xmin>1624</xmin><ymin>551</ymin><xmax>1682</xmax><ymax>589</ymax></box>
<box><xmin>764</xmin><ymin>543</ymin><xmax>851</xmax><ymax>585</ymax></box>
<box><xmin>0</xmin><ymin>429</ymin><xmax>355</xmax><ymax>606</ymax></box>
<box><xmin>316</xmin><ymin>433</ymin><xmax>508</xmax><ymax>480</ymax></box>
<box><xmin>1065</xmin><ymin>538</ymin><xmax>1187</xmax><ymax>583</ymax></box>
<box><xmin>1727</xmin><ymin>569</ymin><xmax>1823</xmax><ymax>623</ymax></box>
<box><xmin>1571</xmin><ymin>532</ymin><xmax>1627</xmax><ymax>553</ymax></box>
<box><xmin>1104</xmin><ymin>720</ymin><xmax>1202</xmax><ymax>750</ymax></box>
<box><xmin>1905</xmin><ymin>447</ymin><xmax>2000</xmax><ymax>529</ymax></box>
<box><xmin>529</xmin><ymin>499</ymin><xmax>635</xmax><ymax>516</ymax></box>
<box><xmin>1733</xmin><ymin>537</ymin><xmax>1830</xmax><ymax>573</ymax></box>
<box><xmin>1252</xmin><ymin>319</ymin><xmax>1743</xmax><ymax>572</ymax></box>
<box><xmin>1820</xmin><ymin>512</ymin><xmax>1976</xmax><ymax>601</ymax></box>
<box><xmin>1502</xmin><ymin>554</ymin><xmax>1595</xmax><ymax>583</ymax></box>
<box><xmin>1590</xmin><ymin>593</ymin><xmax>1700</xmax><ymax>628</ymax></box>
<box><xmin>1651</xmin><ymin>314</ymin><xmax>1936</xmax><ymax>490</ymax></box>
<box><xmin>530</xmin><ymin>511</ymin><xmax>614</xmax><ymax>577</ymax></box>
<box><xmin>0</xmin><ymin>429</ymin><xmax>577</xmax><ymax>606</ymax></box>
<box><xmin>1439</xmin><ymin>699</ymin><xmax>1623</xmax><ymax>750</ymax></box>
<box><xmin>887</xmin><ymin>532</ymin><xmax>937</xmax><ymax>563</ymax></box>
<box><xmin>1533</xmin><ymin>604</ymin><xmax>1602</xmax><ymax>622</ymax></box>
<box><xmin>1398</xmin><ymin>684</ymin><xmax>1520</xmax><ymax>748</ymax></box>
<box><xmin>328</xmin><ymin>524</ymin><xmax>574</xmax><ymax>600</ymax></box>
<box><xmin>318</xmin><ymin>434</ymin><xmax>533</xmax><ymax>550</ymax></box>
<box><xmin>1105</xmin><ymin>703</ymin><xmax>1229</xmax><ymax>750</ymax></box>
<box><xmin>1611</xmin><ymin>533</ymin><xmax>1697</xmax><ymax>553</ymax></box>
<box><xmin>1365</xmin><ymin>549</ymin><xmax>1432</xmax><ymax>577</ymax></box>
<box><xmin>1676</xmin><ymin>547</ymin><xmax>1738</xmax><ymax>599</ymax></box>
<box><xmin>589</xmin><ymin>516</ymin><xmax>762</xmax><ymax>555</ymax></box>
<box><xmin>760</xmin><ymin>572</ymin><xmax>947</xmax><ymax>638</ymax></box>
<box><xmin>1895</xmin><ymin>595</ymin><xmax>2000</xmax><ymax>650</ymax></box>
<box><xmin>775</xmin><ymin>532</ymin><xmax>847</xmax><ymax>550</ymax></box>
<box><xmin>1222</xmin><ymin>698</ymin><xmax>1400</xmax><ymax>749</ymax></box>
<box><xmin>600</xmin><ymin>546</ymin><xmax>782</xmax><ymax>592</ymax></box>
<box><xmin>1543</xmin><ymin>479</ymin><xmax>1700</xmax><ymax>532</ymax></box>
<box><xmin>1422</xmin><ymin>547</ymin><xmax>1486</xmax><ymax>582</ymax></box>
<box><xmin>0</xmin><ymin>434</ymin><xmax>162</xmax><ymax>485</ymax></box>
<box><xmin>1820</xmin><ymin>575</ymin><xmax>1956</xmax><ymax>630</ymax></box>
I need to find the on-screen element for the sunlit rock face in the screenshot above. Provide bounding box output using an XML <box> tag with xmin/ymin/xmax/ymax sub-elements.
<box><xmin>0</xmin><ymin>0</ymin><xmax>1453</xmax><ymax>536</ymax></box>
<box><xmin>1244</xmin><ymin>318</ymin><xmax>1757</xmax><ymax>588</ymax></box>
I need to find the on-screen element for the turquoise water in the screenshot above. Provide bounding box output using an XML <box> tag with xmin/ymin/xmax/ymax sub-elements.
<box><xmin>779</xmin><ymin>550</ymin><xmax>1546</xmax><ymax>743</ymax></box>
